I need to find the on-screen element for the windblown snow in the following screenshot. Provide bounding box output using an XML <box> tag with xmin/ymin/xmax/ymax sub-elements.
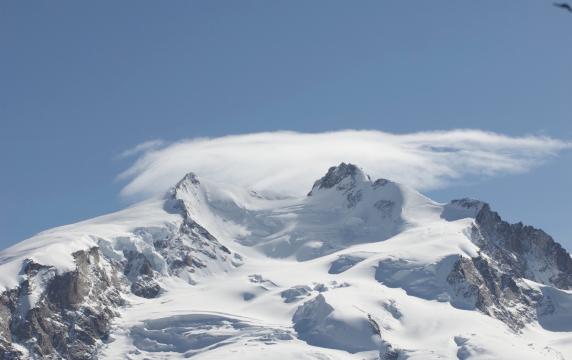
<box><xmin>1</xmin><ymin>163</ymin><xmax>571</xmax><ymax>360</ymax></box>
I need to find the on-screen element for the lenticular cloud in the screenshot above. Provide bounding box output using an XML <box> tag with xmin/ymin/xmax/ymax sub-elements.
<box><xmin>118</xmin><ymin>130</ymin><xmax>570</xmax><ymax>198</ymax></box>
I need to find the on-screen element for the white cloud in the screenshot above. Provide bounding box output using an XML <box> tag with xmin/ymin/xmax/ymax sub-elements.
<box><xmin>118</xmin><ymin>130</ymin><xmax>570</xmax><ymax>198</ymax></box>
<box><xmin>118</xmin><ymin>139</ymin><xmax>165</xmax><ymax>158</ymax></box>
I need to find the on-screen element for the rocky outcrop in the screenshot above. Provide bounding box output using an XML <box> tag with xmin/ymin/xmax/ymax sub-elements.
<box><xmin>328</xmin><ymin>254</ymin><xmax>366</xmax><ymax>274</ymax></box>
<box><xmin>281</xmin><ymin>285</ymin><xmax>312</xmax><ymax>303</ymax></box>
<box><xmin>123</xmin><ymin>250</ymin><xmax>162</xmax><ymax>298</ymax></box>
<box><xmin>447</xmin><ymin>256</ymin><xmax>542</xmax><ymax>330</ymax></box>
<box><xmin>442</xmin><ymin>199</ymin><xmax>572</xmax><ymax>330</ymax></box>
<box><xmin>308</xmin><ymin>163</ymin><xmax>370</xmax><ymax>195</ymax></box>
<box><xmin>0</xmin><ymin>248</ymin><xmax>124</xmax><ymax>359</ymax></box>
<box><xmin>472</xmin><ymin>203</ymin><xmax>572</xmax><ymax>290</ymax></box>
<box><xmin>444</xmin><ymin>198</ymin><xmax>572</xmax><ymax>290</ymax></box>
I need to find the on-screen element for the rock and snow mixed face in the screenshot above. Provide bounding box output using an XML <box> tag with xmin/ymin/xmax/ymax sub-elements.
<box><xmin>1</xmin><ymin>163</ymin><xmax>572</xmax><ymax>360</ymax></box>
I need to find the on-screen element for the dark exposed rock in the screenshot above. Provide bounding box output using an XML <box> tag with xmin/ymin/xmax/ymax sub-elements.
<box><xmin>438</xmin><ymin>199</ymin><xmax>572</xmax><ymax>329</ymax></box>
<box><xmin>242</xmin><ymin>292</ymin><xmax>255</xmax><ymax>301</ymax></box>
<box><xmin>248</xmin><ymin>274</ymin><xmax>278</xmax><ymax>289</ymax></box>
<box><xmin>447</xmin><ymin>256</ymin><xmax>542</xmax><ymax>330</ymax></box>
<box><xmin>328</xmin><ymin>254</ymin><xmax>365</xmax><ymax>274</ymax></box>
<box><xmin>1</xmin><ymin>248</ymin><xmax>124</xmax><ymax>359</ymax></box>
<box><xmin>382</xmin><ymin>300</ymin><xmax>402</xmax><ymax>320</ymax></box>
<box><xmin>281</xmin><ymin>285</ymin><xmax>312</xmax><ymax>303</ymax></box>
<box><xmin>307</xmin><ymin>163</ymin><xmax>370</xmax><ymax>196</ymax></box>
<box><xmin>123</xmin><ymin>250</ymin><xmax>162</xmax><ymax>299</ymax></box>
<box><xmin>472</xmin><ymin>203</ymin><xmax>572</xmax><ymax>290</ymax></box>
<box><xmin>130</xmin><ymin>278</ymin><xmax>161</xmax><ymax>298</ymax></box>
<box><xmin>0</xmin><ymin>289</ymin><xmax>21</xmax><ymax>358</ymax></box>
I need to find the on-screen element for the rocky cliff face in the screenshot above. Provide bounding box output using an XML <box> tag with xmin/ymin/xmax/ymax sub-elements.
<box><xmin>0</xmin><ymin>248</ymin><xmax>123</xmax><ymax>359</ymax></box>
<box><xmin>473</xmin><ymin>202</ymin><xmax>572</xmax><ymax>290</ymax></box>
<box><xmin>447</xmin><ymin>255</ymin><xmax>543</xmax><ymax>330</ymax></box>
<box><xmin>443</xmin><ymin>199</ymin><xmax>572</xmax><ymax>330</ymax></box>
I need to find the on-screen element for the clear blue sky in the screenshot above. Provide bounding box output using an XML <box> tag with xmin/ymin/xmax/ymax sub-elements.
<box><xmin>1</xmin><ymin>1</ymin><xmax>571</xmax><ymax>250</ymax></box>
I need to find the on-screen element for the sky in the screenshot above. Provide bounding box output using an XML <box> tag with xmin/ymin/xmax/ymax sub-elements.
<box><xmin>0</xmin><ymin>1</ymin><xmax>571</xmax><ymax>250</ymax></box>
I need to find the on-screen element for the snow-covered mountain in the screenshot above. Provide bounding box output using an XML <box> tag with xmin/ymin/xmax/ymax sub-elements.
<box><xmin>1</xmin><ymin>163</ymin><xmax>572</xmax><ymax>359</ymax></box>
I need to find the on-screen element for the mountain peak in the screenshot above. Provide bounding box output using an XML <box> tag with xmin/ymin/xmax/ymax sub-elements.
<box><xmin>308</xmin><ymin>163</ymin><xmax>370</xmax><ymax>196</ymax></box>
<box><xmin>164</xmin><ymin>172</ymin><xmax>205</xmax><ymax>217</ymax></box>
<box><xmin>170</xmin><ymin>172</ymin><xmax>202</xmax><ymax>199</ymax></box>
<box><xmin>175</xmin><ymin>172</ymin><xmax>200</xmax><ymax>189</ymax></box>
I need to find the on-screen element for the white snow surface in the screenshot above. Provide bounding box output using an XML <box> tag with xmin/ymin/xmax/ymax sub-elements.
<box><xmin>1</xmin><ymin>165</ymin><xmax>572</xmax><ymax>359</ymax></box>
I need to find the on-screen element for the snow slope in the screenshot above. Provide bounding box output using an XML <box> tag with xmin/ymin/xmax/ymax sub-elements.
<box><xmin>1</xmin><ymin>163</ymin><xmax>572</xmax><ymax>360</ymax></box>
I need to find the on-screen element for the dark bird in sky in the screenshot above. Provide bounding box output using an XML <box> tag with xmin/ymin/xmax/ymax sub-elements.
<box><xmin>554</xmin><ymin>2</ymin><xmax>572</xmax><ymax>12</ymax></box>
